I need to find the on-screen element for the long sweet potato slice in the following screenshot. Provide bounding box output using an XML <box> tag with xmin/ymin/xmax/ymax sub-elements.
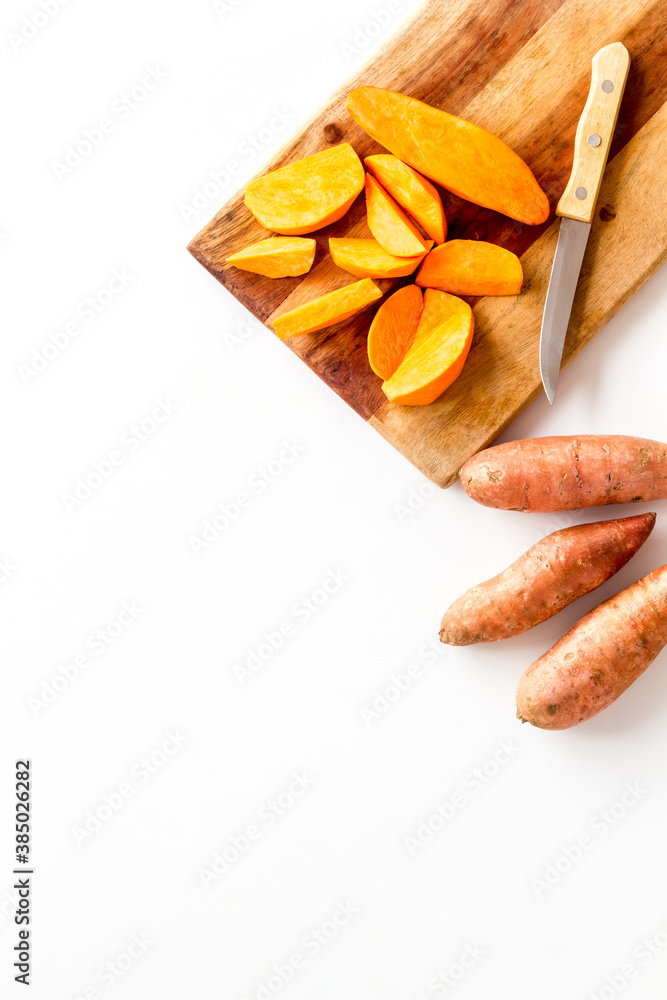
<box><xmin>365</xmin><ymin>175</ymin><xmax>431</xmax><ymax>257</ymax></box>
<box><xmin>348</xmin><ymin>88</ymin><xmax>549</xmax><ymax>225</ymax></box>
<box><xmin>367</xmin><ymin>285</ymin><xmax>423</xmax><ymax>380</ymax></box>
<box><xmin>365</xmin><ymin>155</ymin><xmax>447</xmax><ymax>244</ymax></box>
<box><xmin>245</xmin><ymin>143</ymin><xmax>364</xmax><ymax>235</ymax></box>
<box><xmin>330</xmin><ymin>238</ymin><xmax>427</xmax><ymax>279</ymax></box>
<box><xmin>416</xmin><ymin>240</ymin><xmax>523</xmax><ymax>295</ymax></box>
<box><xmin>272</xmin><ymin>278</ymin><xmax>382</xmax><ymax>340</ymax></box>
<box><xmin>382</xmin><ymin>289</ymin><xmax>473</xmax><ymax>405</ymax></box>
<box><xmin>226</xmin><ymin>237</ymin><xmax>316</xmax><ymax>278</ymax></box>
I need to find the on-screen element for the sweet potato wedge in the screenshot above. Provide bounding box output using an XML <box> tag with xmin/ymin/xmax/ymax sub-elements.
<box><xmin>382</xmin><ymin>289</ymin><xmax>473</xmax><ymax>405</ymax></box>
<box><xmin>272</xmin><ymin>278</ymin><xmax>382</xmax><ymax>340</ymax></box>
<box><xmin>460</xmin><ymin>436</ymin><xmax>667</xmax><ymax>512</ymax></box>
<box><xmin>367</xmin><ymin>285</ymin><xmax>423</xmax><ymax>380</ymax></box>
<box><xmin>416</xmin><ymin>240</ymin><xmax>523</xmax><ymax>296</ymax></box>
<box><xmin>516</xmin><ymin>561</ymin><xmax>667</xmax><ymax>730</ymax></box>
<box><xmin>226</xmin><ymin>237</ymin><xmax>316</xmax><ymax>278</ymax></box>
<box><xmin>440</xmin><ymin>513</ymin><xmax>656</xmax><ymax>646</ymax></box>
<box><xmin>348</xmin><ymin>87</ymin><xmax>549</xmax><ymax>225</ymax></box>
<box><xmin>365</xmin><ymin>174</ymin><xmax>431</xmax><ymax>257</ymax></box>
<box><xmin>245</xmin><ymin>143</ymin><xmax>364</xmax><ymax>235</ymax></box>
<box><xmin>329</xmin><ymin>238</ymin><xmax>427</xmax><ymax>279</ymax></box>
<box><xmin>365</xmin><ymin>154</ymin><xmax>447</xmax><ymax>244</ymax></box>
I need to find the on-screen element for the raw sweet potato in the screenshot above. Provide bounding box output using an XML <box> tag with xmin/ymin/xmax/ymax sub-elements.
<box><xmin>226</xmin><ymin>237</ymin><xmax>316</xmax><ymax>278</ymax></box>
<box><xmin>416</xmin><ymin>240</ymin><xmax>523</xmax><ymax>296</ymax></box>
<box><xmin>516</xmin><ymin>561</ymin><xmax>667</xmax><ymax>730</ymax></box>
<box><xmin>329</xmin><ymin>238</ymin><xmax>427</xmax><ymax>279</ymax></box>
<box><xmin>348</xmin><ymin>87</ymin><xmax>549</xmax><ymax>225</ymax></box>
<box><xmin>365</xmin><ymin>174</ymin><xmax>431</xmax><ymax>257</ymax></box>
<box><xmin>272</xmin><ymin>278</ymin><xmax>382</xmax><ymax>340</ymax></box>
<box><xmin>382</xmin><ymin>289</ymin><xmax>473</xmax><ymax>405</ymax></box>
<box><xmin>460</xmin><ymin>436</ymin><xmax>667</xmax><ymax>512</ymax></box>
<box><xmin>440</xmin><ymin>513</ymin><xmax>656</xmax><ymax>646</ymax></box>
<box><xmin>365</xmin><ymin>154</ymin><xmax>447</xmax><ymax>244</ymax></box>
<box><xmin>367</xmin><ymin>285</ymin><xmax>423</xmax><ymax>380</ymax></box>
<box><xmin>245</xmin><ymin>143</ymin><xmax>364</xmax><ymax>235</ymax></box>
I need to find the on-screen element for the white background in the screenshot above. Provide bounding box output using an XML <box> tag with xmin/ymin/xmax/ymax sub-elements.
<box><xmin>2</xmin><ymin>0</ymin><xmax>667</xmax><ymax>998</ymax></box>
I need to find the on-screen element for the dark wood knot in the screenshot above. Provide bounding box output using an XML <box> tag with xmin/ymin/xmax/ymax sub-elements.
<box><xmin>323</xmin><ymin>122</ymin><xmax>344</xmax><ymax>143</ymax></box>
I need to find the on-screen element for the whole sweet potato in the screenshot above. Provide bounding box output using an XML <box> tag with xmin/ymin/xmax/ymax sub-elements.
<box><xmin>440</xmin><ymin>513</ymin><xmax>655</xmax><ymax>645</ymax></box>
<box><xmin>516</xmin><ymin>562</ymin><xmax>667</xmax><ymax>730</ymax></box>
<box><xmin>460</xmin><ymin>435</ymin><xmax>667</xmax><ymax>512</ymax></box>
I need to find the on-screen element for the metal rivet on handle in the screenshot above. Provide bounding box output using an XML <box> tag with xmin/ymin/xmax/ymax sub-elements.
<box><xmin>601</xmin><ymin>79</ymin><xmax>614</xmax><ymax>93</ymax></box>
<box><xmin>575</xmin><ymin>187</ymin><xmax>588</xmax><ymax>200</ymax></box>
<box><xmin>588</xmin><ymin>133</ymin><xmax>601</xmax><ymax>147</ymax></box>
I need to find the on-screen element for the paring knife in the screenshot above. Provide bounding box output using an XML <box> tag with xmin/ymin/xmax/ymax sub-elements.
<box><xmin>539</xmin><ymin>41</ymin><xmax>631</xmax><ymax>404</ymax></box>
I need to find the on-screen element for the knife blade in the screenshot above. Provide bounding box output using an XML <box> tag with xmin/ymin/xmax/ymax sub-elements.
<box><xmin>540</xmin><ymin>218</ymin><xmax>591</xmax><ymax>404</ymax></box>
<box><xmin>539</xmin><ymin>41</ymin><xmax>630</xmax><ymax>404</ymax></box>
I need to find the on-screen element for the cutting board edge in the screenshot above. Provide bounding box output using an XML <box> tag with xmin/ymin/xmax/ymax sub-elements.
<box><xmin>368</xmin><ymin>381</ymin><xmax>544</xmax><ymax>489</ymax></box>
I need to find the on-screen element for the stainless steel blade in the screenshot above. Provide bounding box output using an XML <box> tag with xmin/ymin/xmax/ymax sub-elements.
<box><xmin>539</xmin><ymin>217</ymin><xmax>591</xmax><ymax>404</ymax></box>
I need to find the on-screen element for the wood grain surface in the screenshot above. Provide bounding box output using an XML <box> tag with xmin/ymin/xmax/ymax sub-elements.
<box><xmin>188</xmin><ymin>0</ymin><xmax>667</xmax><ymax>486</ymax></box>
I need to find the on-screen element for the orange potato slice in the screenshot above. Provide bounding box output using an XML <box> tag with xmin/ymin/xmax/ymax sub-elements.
<box><xmin>226</xmin><ymin>237</ymin><xmax>316</xmax><ymax>278</ymax></box>
<box><xmin>382</xmin><ymin>289</ymin><xmax>473</xmax><ymax>405</ymax></box>
<box><xmin>365</xmin><ymin>155</ymin><xmax>447</xmax><ymax>244</ymax></box>
<box><xmin>329</xmin><ymin>238</ymin><xmax>427</xmax><ymax>278</ymax></box>
<box><xmin>272</xmin><ymin>278</ymin><xmax>382</xmax><ymax>340</ymax></box>
<box><xmin>365</xmin><ymin>175</ymin><xmax>431</xmax><ymax>257</ymax></box>
<box><xmin>245</xmin><ymin>143</ymin><xmax>364</xmax><ymax>235</ymax></box>
<box><xmin>416</xmin><ymin>240</ymin><xmax>523</xmax><ymax>295</ymax></box>
<box><xmin>367</xmin><ymin>285</ymin><xmax>423</xmax><ymax>380</ymax></box>
<box><xmin>348</xmin><ymin>87</ymin><xmax>549</xmax><ymax>225</ymax></box>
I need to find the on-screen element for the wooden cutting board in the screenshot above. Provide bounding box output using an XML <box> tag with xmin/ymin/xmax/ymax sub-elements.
<box><xmin>188</xmin><ymin>0</ymin><xmax>667</xmax><ymax>487</ymax></box>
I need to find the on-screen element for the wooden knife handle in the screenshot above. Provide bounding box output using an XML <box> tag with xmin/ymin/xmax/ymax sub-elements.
<box><xmin>557</xmin><ymin>42</ymin><xmax>630</xmax><ymax>223</ymax></box>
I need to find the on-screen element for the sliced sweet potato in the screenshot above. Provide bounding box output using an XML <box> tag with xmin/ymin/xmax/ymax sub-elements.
<box><xmin>348</xmin><ymin>87</ymin><xmax>549</xmax><ymax>225</ymax></box>
<box><xmin>382</xmin><ymin>289</ymin><xmax>473</xmax><ymax>405</ymax></box>
<box><xmin>365</xmin><ymin>175</ymin><xmax>431</xmax><ymax>257</ymax></box>
<box><xmin>226</xmin><ymin>237</ymin><xmax>316</xmax><ymax>278</ymax></box>
<box><xmin>272</xmin><ymin>278</ymin><xmax>382</xmax><ymax>340</ymax></box>
<box><xmin>416</xmin><ymin>240</ymin><xmax>523</xmax><ymax>295</ymax></box>
<box><xmin>330</xmin><ymin>238</ymin><xmax>427</xmax><ymax>279</ymax></box>
<box><xmin>367</xmin><ymin>285</ymin><xmax>423</xmax><ymax>380</ymax></box>
<box><xmin>365</xmin><ymin>155</ymin><xmax>447</xmax><ymax>244</ymax></box>
<box><xmin>245</xmin><ymin>143</ymin><xmax>364</xmax><ymax>235</ymax></box>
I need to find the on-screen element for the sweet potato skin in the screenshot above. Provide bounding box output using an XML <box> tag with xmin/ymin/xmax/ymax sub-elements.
<box><xmin>440</xmin><ymin>513</ymin><xmax>656</xmax><ymax>645</ymax></box>
<box><xmin>460</xmin><ymin>436</ymin><xmax>667</xmax><ymax>512</ymax></box>
<box><xmin>516</xmin><ymin>562</ymin><xmax>667</xmax><ymax>730</ymax></box>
